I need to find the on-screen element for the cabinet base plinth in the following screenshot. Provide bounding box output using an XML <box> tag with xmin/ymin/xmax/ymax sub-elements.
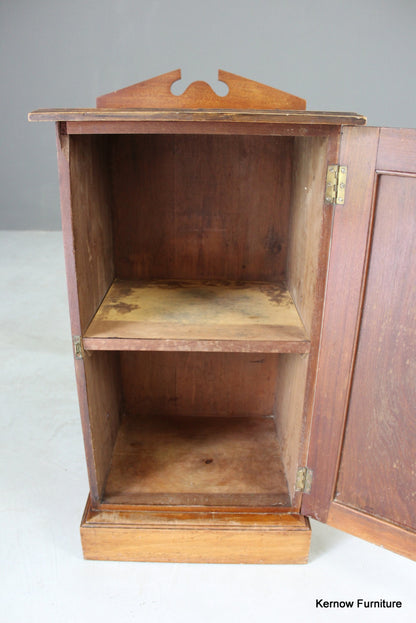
<box><xmin>80</xmin><ymin>496</ymin><xmax>311</xmax><ymax>563</ymax></box>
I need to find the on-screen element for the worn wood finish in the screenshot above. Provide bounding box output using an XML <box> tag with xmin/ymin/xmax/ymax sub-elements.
<box><xmin>291</xmin><ymin>132</ymin><xmax>340</xmax><ymax>510</ymax></box>
<box><xmin>287</xmin><ymin>137</ymin><xmax>329</xmax><ymax>334</ymax></box>
<box><xmin>65</xmin><ymin>121</ymin><xmax>347</xmax><ymax>137</ymax></box>
<box><xmin>327</xmin><ymin>503</ymin><xmax>416</xmax><ymax>562</ymax></box>
<box><xmin>120</xmin><ymin>352</ymin><xmax>279</xmax><ymax>418</ymax></box>
<box><xmin>81</xmin><ymin>498</ymin><xmax>311</xmax><ymax>563</ymax></box>
<box><xmin>40</xmin><ymin>72</ymin><xmax>416</xmax><ymax>564</ymax></box>
<box><xmin>84</xmin><ymin>279</ymin><xmax>309</xmax><ymax>351</ymax></box>
<box><xmin>29</xmin><ymin>108</ymin><xmax>366</xmax><ymax>125</ymax></box>
<box><xmin>335</xmin><ymin>173</ymin><xmax>416</xmax><ymax>531</ymax></box>
<box><xmin>302</xmin><ymin>127</ymin><xmax>380</xmax><ymax>521</ymax></box>
<box><xmin>96</xmin><ymin>69</ymin><xmax>306</xmax><ymax>110</ymax></box>
<box><xmin>274</xmin><ymin>354</ymin><xmax>309</xmax><ymax>504</ymax></box>
<box><xmin>275</xmin><ymin>134</ymin><xmax>338</xmax><ymax>507</ymax></box>
<box><xmin>81</xmin><ymin>352</ymin><xmax>122</xmax><ymax>500</ymax></box>
<box><xmin>55</xmin><ymin>125</ymin><xmax>98</xmax><ymax>498</ymax></box>
<box><xmin>305</xmin><ymin>127</ymin><xmax>416</xmax><ymax>561</ymax></box>
<box><xmin>56</xmin><ymin>128</ymin><xmax>120</xmax><ymax>502</ymax></box>
<box><xmin>376</xmin><ymin>128</ymin><xmax>416</xmax><ymax>173</ymax></box>
<box><xmin>102</xmin><ymin>414</ymin><xmax>290</xmax><ymax>507</ymax></box>
<box><xmin>69</xmin><ymin>135</ymin><xmax>114</xmax><ymax>332</ymax></box>
<box><xmin>110</xmin><ymin>135</ymin><xmax>292</xmax><ymax>282</ymax></box>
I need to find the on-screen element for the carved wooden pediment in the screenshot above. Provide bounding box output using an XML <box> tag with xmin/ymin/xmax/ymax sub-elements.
<box><xmin>96</xmin><ymin>69</ymin><xmax>306</xmax><ymax>110</ymax></box>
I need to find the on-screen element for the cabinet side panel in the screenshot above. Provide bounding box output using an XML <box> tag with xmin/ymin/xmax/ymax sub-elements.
<box><xmin>281</xmin><ymin>135</ymin><xmax>337</xmax><ymax>508</ymax></box>
<box><xmin>69</xmin><ymin>135</ymin><xmax>114</xmax><ymax>332</ymax></box>
<box><xmin>287</xmin><ymin>136</ymin><xmax>330</xmax><ymax>335</ymax></box>
<box><xmin>82</xmin><ymin>352</ymin><xmax>123</xmax><ymax>500</ymax></box>
<box><xmin>56</xmin><ymin>125</ymin><xmax>96</xmax><ymax>496</ymax></box>
<box><xmin>120</xmin><ymin>352</ymin><xmax>279</xmax><ymax>417</ymax></box>
<box><xmin>56</xmin><ymin>129</ymin><xmax>119</xmax><ymax>500</ymax></box>
<box><xmin>274</xmin><ymin>354</ymin><xmax>308</xmax><ymax>504</ymax></box>
<box><xmin>335</xmin><ymin>173</ymin><xmax>416</xmax><ymax>531</ymax></box>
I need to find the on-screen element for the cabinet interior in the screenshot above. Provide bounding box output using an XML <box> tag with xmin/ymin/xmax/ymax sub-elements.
<box><xmin>69</xmin><ymin>132</ymin><xmax>330</xmax><ymax>510</ymax></box>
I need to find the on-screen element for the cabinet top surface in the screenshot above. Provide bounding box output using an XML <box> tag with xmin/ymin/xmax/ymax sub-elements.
<box><xmin>28</xmin><ymin>108</ymin><xmax>366</xmax><ymax>126</ymax></box>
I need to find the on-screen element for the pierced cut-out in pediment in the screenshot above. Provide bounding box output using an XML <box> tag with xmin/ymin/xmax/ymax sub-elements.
<box><xmin>96</xmin><ymin>69</ymin><xmax>306</xmax><ymax>110</ymax></box>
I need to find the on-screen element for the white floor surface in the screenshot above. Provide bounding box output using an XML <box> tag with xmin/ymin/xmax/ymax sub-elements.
<box><xmin>0</xmin><ymin>231</ymin><xmax>415</xmax><ymax>623</ymax></box>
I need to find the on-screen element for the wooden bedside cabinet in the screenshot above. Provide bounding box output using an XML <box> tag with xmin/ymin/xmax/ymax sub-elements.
<box><xmin>29</xmin><ymin>70</ymin><xmax>416</xmax><ymax>563</ymax></box>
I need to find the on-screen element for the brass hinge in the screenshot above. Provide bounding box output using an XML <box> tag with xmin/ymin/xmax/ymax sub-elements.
<box><xmin>73</xmin><ymin>335</ymin><xmax>84</xmax><ymax>360</ymax></box>
<box><xmin>295</xmin><ymin>467</ymin><xmax>313</xmax><ymax>494</ymax></box>
<box><xmin>325</xmin><ymin>165</ymin><xmax>347</xmax><ymax>205</ymax></box>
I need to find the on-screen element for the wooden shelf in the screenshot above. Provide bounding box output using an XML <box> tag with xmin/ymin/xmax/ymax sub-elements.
<box><xmin>84</xmin><ymin>279</ymin><xmax>310</xmax><ymax>353</ymax></box>
<box><xmin>102</xmin><ymin>414</ymin><xmax>291</xmax><ymax>507</ymax></box>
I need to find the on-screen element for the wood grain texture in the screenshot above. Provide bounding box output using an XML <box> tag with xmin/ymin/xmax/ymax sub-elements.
<box><xmin>81</xmin><ymin>352</ymin><xmax>122</xmax><ymax>500</ymax></box>
<box><xmin>376</xmin><ymin>128</ymin><xmax>416</xmax><ymax>173</ymax></box>
<box><xmin>110</xmin><ymin>135</ymin><xmax>292</xmax><ymax>282</ymax></box>
<box><xmin>29</xmin><ymin>109</ymin><xmax>366</xmax><ymax>126</ymax></box>
<box><xmin>102</xmin><ymin>414</ymin><xmax>290</xmax><ymax>507</ymax></box>
<box><xmin>64</xmin><ymin>121</ymin><xmax>353</xmax><ymax>137</ymax></box>
<box><xmin>275</xmin><ymin>135</ymin><xmax>338</xmax><ymax>507</ymax></box>
<box><xmin>81</xmin><ymin>498</ymin><xmax>311</xmax><ymax>563</ymax></box>
<box><xmin>335</xmin><ymin>173</ymin><xmax>416</xmax><ymax>531</ymax></box>
<box><xmin>96</xmin><ymin>69</ymin><xmax>306</xmax><ymax>110</ymax></box>
<box><xmin>84</xmin><ymin>280</ymin><xmax>309</xmax><ymax>350</ymax></box>
<box><xmin>69</xmin><ymin>135</ymin><xmax>114</xmax><ymax>332</ymax></box>
<box><xmin>51</xmin><ymin>131</ymin><xmax>123</xmax><ymax>501</ymax></box>
<box><xmin>55</xmin><ymin>124</ymin><xmax>98</xmax><ymax>498</ymax></box>
<box><xmin>287</xmin><ymin>137</ymin><xmax>330</xmax><ymax>335</ymax></box>
<box><xmin>302</xmin><ymin>127</ymin><xmax>380</xmax><ymax>521</ymax></box>
<box><xmin>120</xmin><ymin>352</ymin><xmax>279</xmax><ymax>417</ymax></box>
<box><xmin>275</xmin><ymin>354</ymin><xmax>309</xmax><ymax>505</ymax></box>
<box><xmin>327</xmin><ymin>503</ymin><xmax>416</xmax><ymax>562</ymax></box>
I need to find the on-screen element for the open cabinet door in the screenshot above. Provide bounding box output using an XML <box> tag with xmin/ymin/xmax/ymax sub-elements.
<box><xmin>302</xmin><ymin>126</ymin><xmax>416</xmax><ymax>561</ymax></box>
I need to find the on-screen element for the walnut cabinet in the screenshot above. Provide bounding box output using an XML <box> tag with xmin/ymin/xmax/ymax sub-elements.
<box><xmin>29</xmin><ymin>70</ymin><xmax>416</xmax><ymax>563</ymax></box>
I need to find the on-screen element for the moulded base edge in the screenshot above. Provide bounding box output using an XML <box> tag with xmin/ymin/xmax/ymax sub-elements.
<box><xmin>80</xmin><ymin>496</ymin><xmax>311</xmax><ymax>564</ymax></box>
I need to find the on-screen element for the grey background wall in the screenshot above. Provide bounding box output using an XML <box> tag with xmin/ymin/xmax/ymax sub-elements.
<box><xmin>1</xmin><ymin>0</ymin><xmax>415</xmax><ymax>230</ymax></box>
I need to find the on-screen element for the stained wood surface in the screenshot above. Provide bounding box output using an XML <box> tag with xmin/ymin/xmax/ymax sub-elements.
<box><xmin>287</xmin><ymin>137</ymin><xmax>329</xmax><ymax>335</ymax></box>
<box><xmin>96</xmin><ymin>69</ymin><xmax>306</xmax><ymax>110</ymax></box>
<box><xmin>275</xmin><ymin>354</ymin><xmax>309</xmax><ymax>504</ymax></box>
<box><xmin>120</xmin><ymin>352</ymin><xmax>279</xmax><ymax>417</ymax></box>
<box><xmin>273</xmin><ymin>135</ymin><xmax>338</xmax><ymax>505</ymax></box>
<box><xmin>110</xmin><ymin>135</ymin><xmax>292</xmax><ymax>283</ymax></box>
<box><xmin>65</xmin><ymin>121</ymin><xmax>344</xmax><ymax>137</ymax></box>
<box><xmin>84</xmin><ymin>279</ymin><xmax>309</xmax><ymax>352</ymax></box>
<box><xmin>327</xmin><ymin>503</ymin><xmax>416</xmax><ymax>562</ymax></box>
<box><xmin>335</xmin><ymin>173</ymin><xmax>416</xmax><ymax>531</ymax></box>
<box><xmin>302</xmin><ymin>127</ymin><xmax>380</xmax><ymax>521</ymax></box>
<box><xmin>29</xmin><ymin>108</ymin><xmax>366</xmax><ymax>125</ymax></box>
<box><xmin>69</xmin><ymin>135</ymin><xmax>114</xmax><ymax>332</ymax></box>
<box><xmin>305</xmin><ymin>127</ymin><xmax>416</xmax><ymax>561</ymax></box>
<box><xmin>102</xmin><ymin>414</ymin><xmax>290</xmax><ymax>507</ymax></box>
<box><xmin>81</xmin><ymin>352</ymin><xmax>122</xmax><ymax>500</ymax></box>
<box><xmin>55</xmin><ymin>125</ymin><xmax>99</xmax><ymax>499</ymax></box>
<box><xmin>288</xmin><ymin>133</ymin><xmax>340</xmax><ymax>509</ymax></box>
<box><xmin>376</xmin><ymin>128</ymin><xmax>416</xmax><ymax>173</ymax></box>
<box><xmin>81</xmin><ymin>497</ymin><xmax>311</xmax><ymax>563</ymax></box>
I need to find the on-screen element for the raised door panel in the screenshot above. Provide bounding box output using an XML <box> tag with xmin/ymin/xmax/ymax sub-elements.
<box><xmin>304</xmin><ymin>127</ymin><xmax>416</xmax><ymax>561</ymax></box>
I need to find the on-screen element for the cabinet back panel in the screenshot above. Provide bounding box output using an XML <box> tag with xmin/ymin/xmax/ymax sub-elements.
<box><xmin>110</xmin><ymin>135</ymin><xmax>292</xmax><ymax>281</ymax></box>
<box><xmin>120</xmin><ymin>352</ymin><xmax>279</xmax><ymax>417</ymax></box>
